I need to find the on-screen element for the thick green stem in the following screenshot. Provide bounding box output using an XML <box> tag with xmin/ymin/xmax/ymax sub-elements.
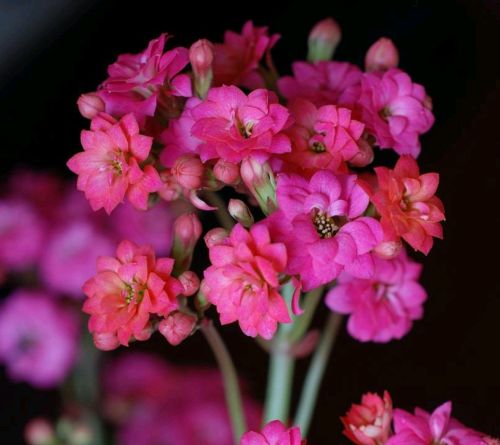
<box><xmin>201</xmin><ymin>320</ymin><xmax>247</xmax><ymax>442</ymax></box>
<box><xmin>294</xmin><ymin>312</ymin><xmax>343</xmax><ymax>436</ymax></box>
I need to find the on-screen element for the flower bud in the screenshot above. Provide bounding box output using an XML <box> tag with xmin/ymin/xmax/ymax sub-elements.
<box><xmin>172</xmin><ymin>213</ymin><xmax>202</xmax><ymax>273</ymax></box>
<box><xmin>158</xmin><ymin>171</ymin><xmax>182</xmax><ymax>202</ymax></box>
<box><xmin>171</xmin><ymin>155</ymin><xmax>204</xmax><ymax>190</ymax></box>
<box><xmin>349</xmin><ymin>139</ymin><xmax>374</xmax><ymax>167</ymax></box>
<box><xmin>364</xmin><ymin>38</ymin><xmax>399</xmax><ymax>72</ymax></box>
<box><xmin>190</xmin><ymin>39</ymin><xmax>215</xmax><ymax>99</ymax></box>
<box><xmin>240</xmin><ymin>157</ymin><xmax>277</xmax><ymax>215</ymax></box>
<box><xmin>159</xmin><ymin>312</ymin><xmax>197</xmax><ymax>346</ymax></box>
<box><xmin>374</xmin><ymin>240</ymin><xmax>402</xmax><ymax>260</ymax></box>
<box><xmin>178</xmin><ymin>270</ymin><xmax>200</xmax><ymax>296</ymax></box>
<box><xmin>195</xmin><ymin>281</ymin><xmax>211</xmax><ymax>312</ymax></box>
<box><xmin>213</xmin><ymin>159</ymin><xmax>240</xmax><ymax>185</ymax></box>
<box><xmin>204</xmin><ymin>227</ymin><xmax>228</xmax><ymax>248</ymax></box>
<box><xmin>77</xmin><ymin>93</ymin><xmax>105</xmax><ymax>119</ymax></box>
<box><xmin>25</xmin><ymin>419</ymin><xmax>55</xmax><ymax>445</ymax></box>
<box><xmin>228</xmin><ymin>199</ymin><xmax>254</xmax><ymax>227</ymax></box>
<box><xmin>93</xmin><ymin>332</ymin><xmax>120</xmax><ymax>351</ymax></box>
<box><xmin>308</xmin><ymin>18</ymin><xmax>342</xmax><ymax>62</ymax></box>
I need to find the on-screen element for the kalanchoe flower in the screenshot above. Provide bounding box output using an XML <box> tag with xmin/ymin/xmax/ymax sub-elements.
<box><xmin>362</xmin><ymin>155</ymin><xmax>445</xmax><ymax>255</ymax></box>
<box><xmin>82</xmin><ymin>240</ymin><xmax>184</xmax><ymax>349</ymax></box>
<box><xmin>203</xmin><ymin>223</ymin><xmax>290</xmax><ymax>339</ymax></box>
<box><xmin>364</xmin><ymin>38</ymin><xmax>399</xmax><ymax>72</ymax></box>
<box><xmin>178</xmin><ymin>271</ymin><xmax>200</xmax><ymax>296</ymax></box>
<box><xmin>241</xmin><ymin>420</ymin><xmax>305</xmax><ymax>445</ymax></box>
<box><xmin>67</xmin><ymin>113</ymin><xmax>162</xmax><ymax>214</ymax></box>
<box><xmin>191</xmin><ymin>86</ymin><xmax>292</xmax><ymax>164</ymax></box>
<box><xmin>308</xmin><ymin>17</ymin><xmax>342</xmax><ymax>62</ymax></box>
<box><xmin>387</xmin><ymin>402</ymin><xmax>487</xmax><ymax>445</ymax></box>
<box><xmin>229</xmin><ymin>199</ymin><xmax>254</xmax><ymax>227</ymax></box>
<box><xmin>158</xmin><ymin>312</ymin><xmax>197</xmax><ymax>346</ymax></box>
<box><xmin>190</xmin><ymin>39</ymin><xmax>215</xmax><ymax>99</ymax></box>
<box><xmin>266</xmin><ymin>170</ymin><xmax>383</xmax><ymax>291</ymax></box>
<box><xmin>213</xmin><ymin>21</ymin><xmax>280</xmax><ymax>89</ymax></box>
<box><xmin>24</xmin><ymin>418</ymin><xmax>56</xmax><ymax>445</ymax></box>
<box><xmin>0</xmin><ymin>290</ymin><xmax>79</xmax><ymax>388</ymax></box>
<box><xmin>241</xmin><ymin>157</ymin><xmax>278</xmax><ymax>215</ymax></box>
<box><xmin>326</xmin><ymin>250</ymin><xmax>426</xmax><ymax>342</ymax></box>
<box><xmin>214</xmin><ymin>159</ymin><xmax>241</xmax><ymax>185</ymax></box>
<box><xmin>282</xmin><ymin>98</ymin><xmax>365</xmax><ymax>172</ymax></box>
<box><xmin>278</xmin><ymin>61</ymin><xmax>362</xmax><ymax>108</ymax></box>
<box><xmin>172</xmin><ymin>213</ymin><xmax>202</xmax><ymax>274</ymax></box>
<box><xmin>357</xmin><ymin>68</ymin><xmax>434</xmax><ymax>157</ymax></box>
<box><xmin>171</xmin><ymin>154</ymin><xmax>205</xmax><ymax>190</ymax></box>
<box><xmin>77</xmin><ymin>93</ymin><xmax>105</xmax><ymax>119</ymax></box>
<box><xmin>341</xmin><ymin>391</ymin><xmax>392</xmax><ymax>445</ymax></box>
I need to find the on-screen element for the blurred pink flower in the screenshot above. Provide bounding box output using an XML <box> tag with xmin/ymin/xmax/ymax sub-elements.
<box><xmin>241</xmin><ymin>420</ymin><xmax>305</xmax><ymax>445</ymax></box>
<box><xmin>0</xmin><ymin>290</ymin><xmax>79</xmax><ymax>388</ymax></box>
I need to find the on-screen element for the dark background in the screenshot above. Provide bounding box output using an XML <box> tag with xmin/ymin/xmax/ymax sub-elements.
<box><xmin>1</xmin><ymin>0</ymin><xmax>499</xmax><ymax>442</ymax></box>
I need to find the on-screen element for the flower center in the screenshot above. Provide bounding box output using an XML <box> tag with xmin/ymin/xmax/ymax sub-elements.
<box><xmin>123</xmin><ymin>282</ymin><xmax>145</xmax><ymax>305</ymax></box>
<box><xmin>237</xmin><ymin>120</ymin><xmax>254</xmax><ymax>139</ymax></box>
<box><xmin>310</xmin><ymin>141</ymin><xmax>327</xmax><ymax>153</ymax></box>
<box><xmin>111</xmin><ymin>157</ymin><xmax>123</xmax><ymax>175</ymax></box>
<box><xmin>379</xmin><ymin>106</ymin><xmax>392</xmax><ymax>121</ymax></box>
<box><xmin>312</xmin><ymin>210</ymin><xmax>341</xmax><ymax>239</ymax></box>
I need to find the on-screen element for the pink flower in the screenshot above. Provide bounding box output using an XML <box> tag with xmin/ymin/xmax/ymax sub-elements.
<box><xmin>278</xmin><ymin>61</ymin><xmax>362</xmax><ymax>107</ymax></box>
<box><xmin>241</xmin><ymin>420</ymin><xmax>305</xmax><ymax>445</ymax></box>
<box><xmin>158</xmin><ymin>311</ymin><xmax>197</xmax><ymax>346</ymax></box>
<box><xmin>67</xmin><ymin>113</ymin><xmax>162</xmax><ymax>214</ymax></box>
<box><xmin>341</xmin><ymin>391</ymin><xmax>392</xmax><ymax>445</ymax></box>
<box><xmin>213</xmin><ymin>21</ymin><xmax>280</xmax><ymax>89</ymax></box>
<box><xmin>326</xmin><ymin>250</ymin><xmax>426</xmax><ymax>342</ymax></box>
<box><xmin>362</xmin><ymin>155</ymin><xmax>445</xmax><ymax>255</ymax></box>
<box><xmin>357</xmin><ymin>68</ymin><xmax>434</xmax><ymax>157</ymax></box>
<box><xmin>97</xmin><ymin>34</ymin><xmax>191</xmax><ymax>119</ymax></box>
<box><xmin>191</xmin><ymin>86</ymin><xmax>292</xmax><ymax>164</ymax></box>
<box><xmin>364</xmin><ymin>38</ymin><xmax>399</xmax><ymax>72</ymax></box>
<box><xmin>387</xmin><ymin>402</ymin><xmax>487</xmax><ymax>445</ymax></box>
<box><xmin>0</xmin><ymin>290</ymin><xmax>79</xmax><ymax>388</ymax></box>
<box><xmin>203</xmin><ymin>223</ymin><xmax>290</xmax><ymax>339</ymax></box>
<box><xmin>266</xmin><ymin>170</ymin><xmax>383</xmax><ymax>291</ymax></box>
<box><xmin>282</xmin><ymin>98</ymin><xmax>365</xmax><ymax>172</ymax></box>
<box><xmin>82</xmin><ymin>240</ymin><xmax>183</xmax><ymax>349</ymax></box>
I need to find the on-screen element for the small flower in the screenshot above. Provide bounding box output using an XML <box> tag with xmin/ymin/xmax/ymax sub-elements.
<box><xmin>172</xmin><ymin>213</ymin><xmax>203</xmax><ymax>274</ymax></box>
<box><xmin>364</xmin><ymin>38</ymin><xmax>399</xmax><ymax>72</ymax></box>
<box><xmin>341</xmin><ymin>391</ymin><xmax>392</xmax><ymax>445</ymax></box>
<box><xmin>171</xmin><ymin>154</ymin><xmax>205</xmax><ymax>190</ymax></box>
<box><xmin>77</xmin><ymin>93</ymin><xmax>105</xmax><ymax>119</ymax></box>
<box><xmin>241</xmin><ymin>420</ymin><xmax>305</xmax><ymax>445</ymax></box>
<box><xmin>228</xmin><ymin>199</ymin><xmax>254</xmax><ymax>227</ymax></box>
<box><xmin>190</xmin><ymin>39</ymin><xmax>215</xmax><ymax>99</ymax></box>
<box><xmin>213</xmin><ymin>159</ymin><xmax>240</xmax><ymax>185</ymax></box>
<box><xmin>158</xmin><ymin>312</ymin><xmax>197</xmax><ymax>346</ymax></box>
<box><xmin>203</xmin><ymin>223</ymin><xmax>290</xmax><ymax>339</ymax></box>
<box><xmin>67</xmin><ymin>113</ymin><xmax>163</xmax><ymax>214</ymax></box>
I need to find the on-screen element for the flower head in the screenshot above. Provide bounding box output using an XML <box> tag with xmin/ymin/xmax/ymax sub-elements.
<box><xmin>241</xmin><ymin>420</ymin><xmax>305</xmax><ymax>445</ymax></box>
<box><xmin>203</xmin><ymin>223</ymin><xmax>290</xmax><ymax>339</ymax></box>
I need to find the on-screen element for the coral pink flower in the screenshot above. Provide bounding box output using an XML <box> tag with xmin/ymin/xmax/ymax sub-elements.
<box><xmin>67</xmin><ymin>113</ymin><xmax>162</xmax><ymax>214</ymax></box>
<box><xmin>278</xmin><ymin>61</ymin><xmax>362</xmax><ymax>107</ymax></box>
<box><xmin>357</xmin><ymin>68</ymin><xmax>434</xmax><ymax>157</ymax></box>
<box><xmin>282</xmin><ymin>98</ymin><xmax>365</xmax><ymax>172</ymax></box>
<box><xmin>191</xmin><ymin>86</ymin><xmax>292</xmax><ymax>164</ymax></box>
<box><xmin>387</xmin><ymin>402</ymin><xmax>487</xmax><ymax>445</ymax></box>
<box><xmin>326</xmin><ymin>250</ymin><xmax>426</xmax><ymax>342</ymax></box>
<box><xmin>341</xmin><ymin>391</ymin><xmax>392</xmax><ymax>445</ymax></box>
<box><xmin>266</xmin><ymin>170</ymin><xmax>383</xmax><ymax>291</ymax></box>
<box><xmin>97</xmin><ymin>34</ymin><xmax>191</xmax><ymax>119</ymax></box>
<box><xmin>203</xmin><ymin>223</ymin><xmax>290</xmax><ymax>339</ymax></box>
<box><xmin>213</xmin><ymin>21</ymin><xmax>280</xmax><ymax>89</ymax></box>
<box><xmin>0</xmin><ymin>290</ymin><xmax>79</xmax><ymax>388</ymax></box>
<box><xmin>82</xmin><ymin>240</ymin><xmax>183</xmax><ymax>349</ymax></box>
<box><xmin>241</xmin><ymin>420</ymin><xmax>305</xmax><ymax>445</ymax></box>
<box><xmin>362</xmin><ymin>155</ymin><xmax>445</xmax><ymax>255</ymax></box>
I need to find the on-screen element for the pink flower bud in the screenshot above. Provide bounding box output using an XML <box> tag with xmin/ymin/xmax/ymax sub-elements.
<box><xmin>93</xmin><ymin>332</ymin><xmax>120</xmax><ymax>351</ymax></box>
<box><xmin>173</xmin><ymin>213</ymin><xmax>202</xmax><ymax>273</ymax></box>
<box><xmin>484</xmin><ymin>437</ymin><xmax>500</xmax><ymax>445</ymax></box>
<box><xmin>213</xmin><ymin>159</ymin><xmax>240</xmax><ymax>185</ymax></box>
<box><xmin>25</xmin><ymin>419</ymin><xmax>55</xmax><ymax>445</ymax></box>
<box><xmin>240</xmin><ymin>157</ymin><xmax>277</xmax><ymax>215</ymax></box>
<box><xmin>158</xmin><ymin>171</ymin><xmax>182</xmax><ymax>202</ymax></box>
<box><xmin>228</xmin><ymin>199</ymin><xmax>254</xmax><ymax>227</ymax></box>
<box><xmin>349</xmin><ymin>139</ymin><xmax>374</xmax><ymax>167</ymax></box>
<box><xmin>171</xmin><ymin>155</ymin><xmax>204</xmax><ymax>190</ymax></box>
<box><xmin>364</xmin><ymin>38</ymin><xmax>399</xmax><ymax>72</ymax></box>
<box><xmin>308</xmin><ymin>17</ymin><xmax>342</xmax><ymax>62</ymax></box>
<box><xmin>159</xmin><ymin>312</ymin><xmax>197</xmax><ymax>346</ymax></box>
<box><xmin>190</xmin><ymin>39</ymin><xmax>215</xmax><ymax>78</ymax></box>
<box><xmin>77</xmin><ymin>93</ymin><xmax>105</xmax><ymax>119</ymax></box>
<box><xmin>204</xmin><ymin>227</ymin><xmax>228</xmax><ymax>248</ymax></box>
<box><xmin>374</xmin><ymin>240</ymin><xmax>402</xmax><ymax>260</ymax></box>
<box><xmin>178</xmin><ymin>270</ymin><xmax>200</xmax><ymax>296</ymax></box>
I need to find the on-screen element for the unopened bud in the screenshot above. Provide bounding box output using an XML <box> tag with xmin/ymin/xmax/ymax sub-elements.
<box><xmin>171</xmin><ymin>155</ymin><xmax>204</xmax><ymax>190</ymax></box>
<box><xmin>190</xmin><ymin>39</ymin><xmax>215</xmax><ymax>99</ymax></box>
<box><xmin>159</xmin><ymin>312</ymin><xmax>197</xmax><ymax>346</ymax></box>
<box><xmin>349</xmin><ymin>139</ymin><xmax>374</xmax><ymax>167</ymax></box>
<box><xmin>204</xmin><ymin>227</ymin><xmax>228</xmax><ymax>248</ymax></box>
<box><xmin>308</xmin><ymin>18</ymin><xmax>342</xmax><ymax>62</ymax></box>
<box><xmin>77</xmin><ymin>93</ymin><xmax>105</xmax><ymax>119</ymax></box>
<box><xmin>178</xmin><ymin>270</ymin><xmax>200</xmax><ymax>296</ymax></box>
<box><xmin>213</xmin><ymin>159</ymin><xmax>240</xmax><ymax>185</ymax></box>
<box><xmin>93</xmin><ymin>332</ymin><xmax>120</xmax><ymax>351</ymax></box>
<box><xmin>228</xmin><ymin>199</ymin><xmax>254</xmax><ymax>227</ymax></box>
<box><xmin>173</xmin><ymin>213</ymin><xmax>202</xmax><ymax>273</ymax></box>
<box><xmin>240</xmin><ymin>157</ymin><xmax>277</xmax><ymax>215</ymax></box>
<box><xmin>25</xmin><ymin>419</ymin><xmax>55</xmax><ymax>445</ymax></box>
<box><xmin>195</xmin><ymin>282</ymin><xmax>211</xmax><ymax>312</ymax></box>
<box><xmin>374</xmin><ymin>240</ymin><xmax>402</xmax><ymax>260</ymax></box>
<box><xmin>365</xmin><ymin>38</ymin><xmax>399</xmax><ymax>72</ymax></box>
<box><xmin>158</xmin><ymin>171</ymin><xmax>182</xmax><ymax>202</ymax></box>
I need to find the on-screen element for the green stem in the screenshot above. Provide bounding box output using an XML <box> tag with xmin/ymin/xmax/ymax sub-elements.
<box><xmin>201</xmin><ymin>320</ymin><xmax>247</xmax><ymax>442</ymax></box>
<box><xmin>294</xmin><ymin>312</ymin><xmax>343</xmax><ymax>436</ymax></box>
<box><xmin>288</xmin><ymin>286</ymin><xmax>324</xmax><ymax>344</ymax></box>
<box><xmin>205</xmin><ymin>191</ymin><xmax>234</xmax><ymax>231</ymax></box>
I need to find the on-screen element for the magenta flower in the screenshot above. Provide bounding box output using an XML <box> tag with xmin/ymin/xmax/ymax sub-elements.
<box><xmin>266</xmin><ymin>170</ymin><xmax>383</xmax><ymax>291</ymax></box>
<box><xmin>387</xmin><ymin>402</ymin><xmax>487</xmax><ymax>445</ymax></box>
<box><xmin>213</xmin><ymin>21</ymin><xmax>280</xmax><ymax>89</ymax></box>
<box><xmin>67</xmin><ymin>113</ymin><xmax>162</xmax><ymax>214</ymax></box>
<box><xmin>241</xmin><ymin>420</ymin><xmax>305</xmax><ymax>445</ymax></box>
<box><xmin>203</xmin><ymin>223</ymin><xmax>290</xmax><ymax>339</ymax></box>
<box><xmin>191</xmin><ymin>86</ymin><xmax>292</xmax><ymax>164</ymax></box>
<box><xmin>278</xmin><ymin>61</ymin><xmax>362</xmax><ymax>107</ymax></box>
<box><xmin>326</xmin><ymin>250</ymin><xmax>426</xmax><ymax>342</ymax></box>
<box><xmin>357</xmin><ymin>68</ymin><xmax>434</xmax><ymax>157</ymax></box>
<box><xmin>282</xmin><ymin>98</ymin><xmax>365</xmax><ymax>172</ymax></box>
<box><xmin>97</xmin><ymin>33</ymin><xmax>191</xmax><ymax>119</ymax></box>
<box><xmin>0</xmin><ymin>290</ymin><xmax>79</xmax><ymax>388</ymax></box>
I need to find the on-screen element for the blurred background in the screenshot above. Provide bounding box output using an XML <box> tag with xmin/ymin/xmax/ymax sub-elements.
<box><xmin>0</xmin><ymin>0</ymin><xmax>499</xmax><ymax>443</ymax></box>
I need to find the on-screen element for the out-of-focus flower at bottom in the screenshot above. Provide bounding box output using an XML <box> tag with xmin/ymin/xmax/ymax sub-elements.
<box><xmin>241</xmin><ymin>420</ymin><xmax>305</xmax><ymax>445</ymax></box>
